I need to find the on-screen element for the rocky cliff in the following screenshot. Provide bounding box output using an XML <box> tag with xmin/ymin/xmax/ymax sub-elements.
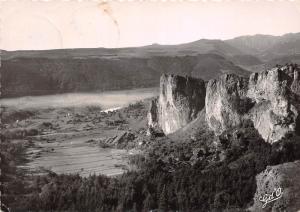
<box><xmin>250</xmin><ymin>160</ymin><xmax>300</xmax><ymax>211</ymax></box>
<box><xmin>148</xmin><ymin>74</ymin><xmax>206</xmax><ymax>135</ymax></box>
<box><xmin>148</xmin><ymin>65</ymin><xmax>299</xmax><ymax>142</ymax></box>
<box><xmin>206</xmin><ymin>64</ymin><xmax>300</xmax><ymax>143</ymax></box>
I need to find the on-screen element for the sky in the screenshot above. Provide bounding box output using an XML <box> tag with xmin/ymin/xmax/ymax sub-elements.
<box><xmin>1</xmin><ymin>0</ymin><xmax>300</xmax><ymax>50</ymax></box>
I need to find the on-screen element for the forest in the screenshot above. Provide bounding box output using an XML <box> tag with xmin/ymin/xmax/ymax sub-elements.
<box><xmin>2</xmin><ymin>121</ymin><xmax>300</xmax><ymax>212</ymax></box>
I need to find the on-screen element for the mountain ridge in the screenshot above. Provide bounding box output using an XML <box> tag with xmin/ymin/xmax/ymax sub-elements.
<box><xmin>2</xmin><ymin>32</ymin><xmax>300</xmax><ymax>98</ymax></box>
<box><xmin>2</xmin><ymin>32</ymin><xmax>299</xmax><ymax>58</ymax></box>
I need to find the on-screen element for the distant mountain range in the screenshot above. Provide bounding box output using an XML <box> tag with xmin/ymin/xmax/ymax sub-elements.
<box><xmin>2</xmin><ymin>32</ymin><xmax>300</xmax><ymax>98</ymax></box>
<box><xmin>226</xmin><ymin>32</ymin><xmax>300</xmax><ymax>60</ymax></box>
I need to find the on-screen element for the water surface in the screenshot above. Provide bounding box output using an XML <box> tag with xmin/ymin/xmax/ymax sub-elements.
<box><xmin>0</xmin><ymin>87</ymin><xmax>158</xmax><ymax>110</ymax></box>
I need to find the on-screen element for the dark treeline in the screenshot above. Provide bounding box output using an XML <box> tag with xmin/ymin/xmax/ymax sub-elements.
<box><xmin>0</xmin><ymin>135</ymin><xmax>28</xmax><ymax>211</ymax></box>
<box><xmin>5</xmin><ymin>123</ymin><xmax>300</xmax><ymax>212</ymax></box>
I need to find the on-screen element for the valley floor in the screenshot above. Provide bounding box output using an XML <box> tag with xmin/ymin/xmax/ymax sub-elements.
<box><xmin>1</xmin><ymin>99</ymin><xmax>151</xmax><ymax>177</ymax></box>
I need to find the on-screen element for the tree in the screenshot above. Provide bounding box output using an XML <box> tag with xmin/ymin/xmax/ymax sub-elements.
<box><xmin>158</xmin><ymin>186</ymin><xmax>168</xmax><ymax>212</ymax></box>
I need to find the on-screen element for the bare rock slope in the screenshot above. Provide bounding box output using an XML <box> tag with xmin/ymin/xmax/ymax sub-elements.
<box><xmin>250</xmin><ymin>160</ymin><xmax>300</xmax><ymax>211</ymax></box>
<box><xmin>206</xmin><ymin>64</ymin><xmax>300</xmax><ymax>143</ymax></box>
<box><xmin>148</xmin><ymin>74</ymin><xmax>206</xmax><ymax>134</ymax></box>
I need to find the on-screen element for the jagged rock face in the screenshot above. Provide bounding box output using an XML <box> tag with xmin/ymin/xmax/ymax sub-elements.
<box><xmin>206</xmin><ymin>65</ymin><xmax>300</xmax><ymax>143</ymax></box>
<box><xmin>205</xmin><ymin>74</ymin><xmax>249</xmax><ymax>135</ymax></box>
<box><xmin>248</xmin><ymin>68</ymin><xmax>298</xmax><ymax>142</ymax></box>
<box><xmin>250</xmin><ymin>161</ymin><xmax>300</xmax><ymax>211</ymax></box>
<box><xmin>148</xmin><ymin>74</ymin><xmax>206</xmax><ymax>135</ymax></box>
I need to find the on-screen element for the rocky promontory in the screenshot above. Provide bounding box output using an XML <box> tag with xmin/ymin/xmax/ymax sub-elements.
<box><xmin>148</xmin><ymin>74</ymin><xmax>206</xmax><ymax>135</ymax></box>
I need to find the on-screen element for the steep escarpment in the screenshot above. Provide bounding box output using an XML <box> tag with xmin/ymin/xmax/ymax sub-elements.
<box><xmin>148</xmin><ymin>74</ymin><xmax>206</xmax><ymax>135</ymax></box>
<box><xmin>206</xmin><ymin>64</ymin><xmax>300</xmax><ymax>143</ymax></box>
<box><xmin>251</xmin><ymin>161</ymin><xmax>300</xmax><ymax>211</ymax></box>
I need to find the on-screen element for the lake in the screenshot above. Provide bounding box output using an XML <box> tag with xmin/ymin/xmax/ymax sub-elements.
<box><xmin>0</xmin><ymin>87</ymin><xmax>159</xmax><ymax>110</ymax></box>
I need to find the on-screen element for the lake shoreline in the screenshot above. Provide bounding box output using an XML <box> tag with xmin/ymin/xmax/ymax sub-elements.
<box><xmin>0</xmin><ymin>87</ymin><xmax>158</xmax><ymax>110</ymax></box>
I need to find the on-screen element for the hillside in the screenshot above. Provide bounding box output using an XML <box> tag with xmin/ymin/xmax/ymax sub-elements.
<box><xmin>1</xmin><ymin>54</ymin><xmax>248</xmax><ymax>98</ymax></box>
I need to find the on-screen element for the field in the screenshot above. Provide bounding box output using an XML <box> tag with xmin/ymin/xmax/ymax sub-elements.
<box><xmin>1</xmin><ymin>88</ymin><xmax>157</xmax><ymax>177</ymax></box>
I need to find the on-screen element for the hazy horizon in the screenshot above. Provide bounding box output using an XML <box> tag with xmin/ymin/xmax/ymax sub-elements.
<box><xmin>1</xmin><ymin>1</ymin><xmax>300</xmax><ymax>51</ymax></box>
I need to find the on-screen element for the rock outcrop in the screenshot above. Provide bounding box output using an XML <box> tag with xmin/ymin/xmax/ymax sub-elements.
<box><xmin>250</xmin><ymin>161</ymin><xmax>300</xmax><ymax>211</ymax></box>
<box><xmin>206</xmin><ymin>65</ymin><xmax>300</xmax><ymax>143</ymax></box>
<box><xmin>148</xmin><ymin>64</ymin><xmax>299</xmax><ymax>142</ymax></box>
<box><xmin>147</xmin><ymin>99</ymin><xmax>159</xmax><ymax>130</ymax></box>
<box><xmin>205</xmin><ymin>74</ymin><xmax>249</xmax><ymax>135</ymax></box>
<box><xmin>148</xmin><ymin>74</ymin><xmax>206</xmax><ymax>135</ymax></box>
